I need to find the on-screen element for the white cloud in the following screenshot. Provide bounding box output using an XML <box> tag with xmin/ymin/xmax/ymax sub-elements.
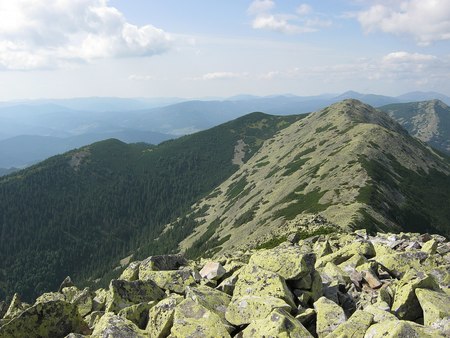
<box><xmin>247</xmin><ymin>0</ymin><xmax>275</xmax><ymax>15</ymax></box>
<box><xmin>248</xmin><ymin>1</ymin><xmax>331</xmax><ymax>34</ymax></box>
<box><xmin>202</xmin><ymin>72</ymin><xmax>248</xmax><ymax>80</ymax></box>
<box><xmin>357</xmin><ymin>0</ymin><xmax>450</xmax><ymax>45</ymax></box>
<box><xmin>0</xmin><ymin>0</ymin><xmax>173</xmax><ymax>70</ymax></box>
<box><xmin>297</xmin><ymin>4</ymin><xmax>312</xmax><ymax>16</ymax></box>
<box><xmin>128</xmin><ymin>74</ymin><xmax>157</xmax><ymax>81</ymax></box>
<box><xmin>382</xmin><ymin>51</ymin><xmax>437</xmax><ymax>63</ymax></box>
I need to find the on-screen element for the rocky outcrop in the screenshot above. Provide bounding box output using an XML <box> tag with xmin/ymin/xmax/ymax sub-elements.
<box><xmin>1</xmin><ymin>229</ymin><xmax>449</xmax><ymax>337</ymax></box>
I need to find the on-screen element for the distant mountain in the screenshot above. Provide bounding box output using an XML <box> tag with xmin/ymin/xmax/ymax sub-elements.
<box><xmin>0</xmin><ymin>167</ymin><xmax>18</xmax><ymax>177</ymax></box>
<box><xmin>0</xmin><ymin>130</ymin><xmax>174</xmax><ymax>168</ymax></box>
<box><xmin>380</xmin><ymin>100</ymin><xmax>450</xmax><ymax>154</ymax></box>
<box><xmin>0</xmin><ymin>112</ymin><xmax>301</xmax><ymax>301</ymax></box>
<box><xmin>396</xmin><ymin>91</ymin><xmax>450</xmax><ymax>105</ymax></box>
<box><xmin>335</xmin><ymin>91</ymin><xmax>399</xmax><ymax>107</ymax></box>
<box><xmin>177</xmin><ymin>100</ymin><xmax>450</xmax><ymax>258</ymax></box>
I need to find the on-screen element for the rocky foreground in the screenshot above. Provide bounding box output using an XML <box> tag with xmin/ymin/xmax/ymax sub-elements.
<box><xmin>1</xmin><ymin>229</ymin><xmax>450</xmax><ymax>337</ymax></box>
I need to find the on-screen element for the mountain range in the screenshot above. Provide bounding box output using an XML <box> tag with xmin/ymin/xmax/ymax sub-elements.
<box><xmin>0</xmin><ymin>98</ymin><xmax>449</xmax><ymax>304</ymax></box>
<box><xmin>1</xmin><ymin>91</ymin><xmax>450</xmax><ymax>169</ymax></box>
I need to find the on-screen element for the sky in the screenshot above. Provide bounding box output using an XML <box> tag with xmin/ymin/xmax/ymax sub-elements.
<box><xmin>0</xmin><ymin>0</ymin><xmax>449</xmax><ymax>100</ymax></box>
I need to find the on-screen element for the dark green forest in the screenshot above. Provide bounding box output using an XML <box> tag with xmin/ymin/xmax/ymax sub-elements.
<box><xmin>0</xmin><ymin>112</ymin><xmax>302</xmax><ymax>302</ymax></box>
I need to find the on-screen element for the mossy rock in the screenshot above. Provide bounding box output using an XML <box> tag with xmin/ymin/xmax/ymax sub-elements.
<box><xmin>240</xmin><ymin>308</ymin><xmax>313</xmax><ymax>337</ymax></box>
<box><xmin>170</xmin><ymin>298</ymin><xmax>231</xmax><ymax>337</ymax></box>
<box><xmin>315</xmin><ymin>241</ymin><xmax>375</xmax><ymax>268</ymax></box>
<box><xmin>249</xmin><ymin>245</ymin><xmax>315</xmax><ymax>280</ymax></box>
<box><xmin>139</xmin><ymin>267</ymin><xmax>198</xmax><ymax>294</ymax></box>
<box><xmin>105</xmin><ymin>279</ymin><xmax>165</xmax><ymax>314</ymax></box>
<box><xmin>364</xmin><ymin>320</ymin><xmax>445</xmax><ymax>338</ymax></box>
<box><xmin>233</xmin><ymin>264</ymin><xmax>296</xmax><ymax>309</ymax></box>
<box><xmin>415</xmin><ymin>288</ymin><xmax>450</xmax><ymax>327</ymax></box>
<box><xmin>3</xmin><ymin>293</ymin><xmax>30</xmax><ymax>320</ymax></box>
<box><xmin>376</xmin><ymin>252</ymin><xmax>426</xmax><ymax>279</ymax></box>
<box><xmin>0</xmin><ymin>300</ymin><xmax>87</xmax><ymax>338</ymax></box>
<box><xmin>391</xmin><ymin>270</ymin><xmax>440</xmax><ymax>320</ymax></box>
<box><xmin>326</xmin><ymin>310</ymin><xmax>373</xmax><ymax>338</ymax></box>
<box><xmin>225</xmin><ymin>295</ymin><xmax>292</xmax><ymax>326</ymax></box>
<box><xmin>139</xmin><ymin>254</ymin><xmax>187</xmax><ymax>273</ymax></box>
<box><xmin>120</xmin><ymin>261</ymin><xmax>141</xmax><ymax>281</ymax></box>
<box><xmin>313</xmin><ymin>296</ymin><xmax>346</xmax><ymax>338</ymax></box>
<box><xmin>91</xmin><ymin>312</ymin><xmax>147</xmax><ymax>337</ymax></box>
<box><xmin>186</xmin><ymin>285</ymin><xmax>231</xmax><ymax>324</ymax></box>
<box><xmin>118</xmin><ymin>301</ymin><xmax>156</xmax><ymax>329</ymax></box>
<box><xmin>146</xmin><ymin>294</ymin><xmax>183</xmax><ymax>338</ymax></box>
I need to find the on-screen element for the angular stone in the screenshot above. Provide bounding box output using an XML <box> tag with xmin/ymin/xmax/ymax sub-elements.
<box><xmin>422</xmin><ymin>239</ymin><xmax>438</xmax><ymax>254</ymax></box>
<box><xmin>171</xmin><ymin>298</ymin><xmax>231</xmax><ymax>338</ymax></box>
<box><xmin>139</xmin><ymin>267</ymin><xmax>198</xmax><ymax>294</ymax></box>
<box><xmin>58</xmin><ymin>276</ymin><xmax>75</xmax><ymax>292</ymax></box>
<box><xmin>216</xmin><ymin>272</ymin><xmax>239</xmax><ymax>295</ymax></box>
<box><xmin>362</xmin><ymin>269</ymin><xmax>382</xmax><ymax>289</ymax></box>
<box><xmin>36</xmin><ymin>292</ymin><xmax>66</xmax><ymax>304</ymax></box>
<box><xmin>186</xmin><ymin>285</ymin><xmax>231</xmax><ymax>325</ymax></box>
<box><xmin>233</xmin><ymin>264</ymin><xmax>296</xmax><ymax>309</ymax></box>
<box><xmin>0</xmin><ymin>300</ymin><xmax>87</xmax><ymax>337</ymax></box>
<box><xmin>249</xmin><ymin>245</ymin><xmax>315</xmax><ymax>280</ymax></box>
<box><xmin>364</xmin><ymin>304</ymin><xmax>398</xmax><ymax>323</ymax></box>
<box><xmin>72</xmin><ymin>288</ymin><xmax>94</xmax><ymax>317</ymax></box>
<box><xmin>295</xmin><ymin>307</ymin><xmax>316</xmax><ymax>329</ymax></box>
<box><xmin>91</xmin><ymin>312</ymin><xmax>146</xmax><ymax>337</ymax></box>
<box><xmin>320</xmin><ymin>262</ymin><xmax>351</xmax><ymax>286</ymax></box>
<box><xmin>326</xmin><ymin>310</ymin><xmax>373</xmax><ymax>338</ymax></box>
<box><xmin>199</xmin><ymin>262</ymin><xmax>226</xmax><ymax>281</ymax></box>
<box><xmin>241</xmin><ymin>308</ymin><xmax>313</xmax><ymax>337</ymax></box>
<box><xmin>92</xmin><ymin>288</ymin><xmax>108</xmax><ymax>312</ymax></box>
<box><xmin>415</xmin><ymin>288</ymin><xmax>450</xmax><ymax>327</ymax></box>
<box><xmin>85</xmin><ymin>311</ymin><xmax>104</xmax><ymax>330</ymax></box>
<box><xmin>62</xmin><ymin>286</ymin><xmax>81</xmax><ymax>303</ymax></box>
<box><xmin>317</xmin><ymin>240</ymin><xmax>333</xmax><ymax>257</ymax></box>
<box><xmin>364</xmin><ymin>320</ymin><xmax>445</xmax><ymax>338</ymax></box>
<box><xmin>313</xmin><ymin>296</ymin><xmax>346</xmax><ymax>338</ymax></box>
<box><xmin>225</xmin><ymin>295</ymin><xmax>292</xmax><ymax>326</ymax></box>
<box><xmin>105</xmin><ymin>279</ymin><xmax>165</xmax><ymax>313</ymax></box>
<box><xmin>316</xmin><ymin>241</ymin><xmax>375</xmax><ymax>268</ymax></box>
<box><xmin>376</xmin><ymin>252</ymin><xmax>427</xmax><ymax>279</ymax></box>
<box><xmin>391</xmin><ymin>270</ymin><xmax>440</xmax><ymax>320</ymax></box>
<box><xmin>146</xmin><ymin>294</ymin><xmax>183</xmax><ymax>338</ymax></box>
<box><xmin>118</xmin><ymin>302</ymin><xmax>155</xmax><ymax>329</ymax></box>
<box><xmin>120</xmin><ymin>261</ymin><xmax>141</xmax><ymax>281</ymax></box>
<box><xmin>3</xmin><ymin>293</ymin><xmax>29</xmax><ymax>320</ymax></box>
<box><xmin>139</xmin><ymin>254</ymin><xmax>187</xmax><ymax>273</ymax></box>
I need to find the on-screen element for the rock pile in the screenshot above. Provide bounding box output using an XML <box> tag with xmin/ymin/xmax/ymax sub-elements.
<box><xmin>1</xmin><ymin>230</ymin><xmax>449</xmax><ymax>337</ymax></box>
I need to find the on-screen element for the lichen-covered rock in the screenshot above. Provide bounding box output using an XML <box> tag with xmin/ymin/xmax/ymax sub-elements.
<box><xmin>199</xmin><ymin>261</ymin><xmax>226</xmax><ymax>281</ymax></box>
<box><xmin>105</xmin><ymin>279</ymin><xmax>165</xmax><ymax>313</ymax></box>
<box><xmin>72</xmin><ymin>288</ymin><xmax>94</xmax><ymax>317</ymax></box>
<box><xmin>249</xmin><ymin>245</ymin><xmax>315</xmax><ymax>280</ymax></box>
<box><xmin>118</xmin><ymin>301</ymin><xmax>155</xmax><ymax>329</ymax></box>
<box><xmin>170</xmin><ymin>298</ymin><xmax>231</xmax><ymax>338</ymax></box>
<box><xmin>320</xmin><ymin>262</ymin><xmax>351</xmax><ymax>285</ymax></box>
<box><xmin>362</xmin><ymin>269</ymin><xmax>382</xmax><ymax>289</ymax></box>
<box><xmin>376</xmin><ymin>252</ymin><xmax>426</xmax><ymax>278</ymax></box>
<box><xmin>422</xmin><ymin>239</ymin><xmax>438</xmax><ymax>254</ymax></box>
<box><xmin>92</xmin><ymin>288</ymin><xmax>108</xmax><ymax>312</ymax></box>
<box><xmin>240</xmin><ymin>308</ymin><xmax>313</xmax><ymax>337</ymax></box>
<box><xmin>326</xmin><ymin>310</ymin><xmax>373</xmax><ymax>338</ymax></box>
<box><xmin>139</xmin><ymin>267</ymin><xmax>198</xmax><ymax>294</ymax></box>
<box><xmin>315</xmin><ymin>241</ymin><xmax>375</xmax><ymax>268</ymax></box>
<box><xmin>120</xmin><ymin>261</ymin><xmax>141</xmax><ymax>281</ymax></box>
<box><xmin>138</xmin><ymin>254</ymin><xmax>187</xmax><ymax>274</ymax></box>
<box><xmin>85</xmin><ymin>311</ymin><xmax>104</xmax><ymax>330</ymax></box>
<box><xmin>0</xmin><ymin>300</ymin><xmax>87</xmax><ymax>338</ymax></box>
<box><xmin>62</xmin><ymin>286</ymin><xmax>81</xmax><ymax>303</ymax></box>
<box><xmin>364</xmin><ymin>304</ymin><xmax>398</xmax><ymax>323</ymax></box>
<box><xmin>391</xmin><ymin>270</ymin><xmax>440</xmax><ymax>320</ymax></box>
<box><xmin>364</xmin><ymin>320</ymin><xmax>445</xmax><ymax>338</ymax></box>
<box><xmin>216</xmin><ymin>271</ymin><xmax>239</xmax><ymax>295</ymax></box>
<box><xmin>313</xmin><ymin>296</ymin><xmax>346</xmax><ymax>338</ymax></box>
<box><xmin>186</xmin><ymin>285</ymin><xmax>231</xmax><ymax>325</ymax></box>
<box><xmin>36</xmin><ymin>292</ymin><xmax>66</xmax><ymax>304</ymax></box>
<box><xmin>225</xmin><ymin>295</ymin><xmax>292</xmax><ymax>326</ymax></box>
<box><xmin>91</xmin><ymin>312</ymin><xmax>146</xmax><ymax>337</ymax></box>
<box><xmin>415</xmin><ymin>288</ymin><xmax>450</xmax><ymax>327</ymax></box>
<box><xmin>233</xmin><ymin>264</ymin><xmax>296</xmax><ymax>308</ymax></box>
<box><xmin>146</xmin><ymin>294</ymin><xmax>183</xmax><ymax>338</ymax></box>
<box><xmin>3</xmin><ymin>293</ymin><xmax>29</xmax><ymax>320</ymax></box>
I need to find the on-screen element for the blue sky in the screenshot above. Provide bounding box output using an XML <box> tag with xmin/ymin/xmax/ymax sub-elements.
<box><xmin>0</xmin><ymin>0</ymin><xmax>449</xmax><ymax>100</ymax></box>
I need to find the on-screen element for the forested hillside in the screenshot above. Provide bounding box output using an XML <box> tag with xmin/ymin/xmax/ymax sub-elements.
<box><xmin>0</xmin><ymin>112</ymin><xmax>302</xmax><ymax>301</ymax></box>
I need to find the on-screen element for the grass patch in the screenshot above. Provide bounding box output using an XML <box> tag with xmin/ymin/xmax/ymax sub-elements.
<box><xmin>226</xmin><ymin>177</ymin><xmax>247</xmax><ymax>199</ymax></box>
<box><xmin>274</xmin><ymin>189</ymin><xmax>330</xmax><ymax>220</ymax></box>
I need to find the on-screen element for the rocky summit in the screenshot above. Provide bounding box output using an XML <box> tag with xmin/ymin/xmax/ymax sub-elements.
<box><xmin>1</xmin><ymin>227</ymin><xmax>449</xmax><ymax>337</ymax></box>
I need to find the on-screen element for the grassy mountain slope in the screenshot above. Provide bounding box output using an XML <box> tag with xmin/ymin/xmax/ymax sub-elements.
<box><xmin>178</xmin><ymin>100</ymin><xmax>450</xmax><ymax>257</ymax></box>
<box><xmin>0</xmin><ymin>112</ymin><xmax>302</xmax><ymax>301</ymax></box>
<box><xmin>380</xmin><ymin>100</ymin><xmax>450</xmax><ymax>154</ymax></box>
